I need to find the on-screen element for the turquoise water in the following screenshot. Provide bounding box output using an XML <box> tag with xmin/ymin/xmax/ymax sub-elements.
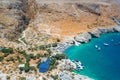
<box><xmin>65</xmin><ymin>32</ymin><xmax>120</xmax><ymax>80</ymax></box>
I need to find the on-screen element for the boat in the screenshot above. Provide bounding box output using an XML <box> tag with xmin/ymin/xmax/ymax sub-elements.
<box><xmin>72</xmin><ymin>60</ymin><xmax>84</xmax><ymax>71</ymax></box>
<box><xmin>97</xmin><ymin>47</ymin><xmax>101</xmax><ymax>51</ymax></box>
<box><xmin>95</xmin><ymin>45</ymin><xmax>98</xmax><ymax>48</ymax></box>
<box><xmin>103</xmin><ymin>43</ymin><xmax>109</xmax><ymax>46</ymax></box>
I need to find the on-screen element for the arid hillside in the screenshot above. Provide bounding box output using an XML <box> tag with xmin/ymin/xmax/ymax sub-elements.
<box><xmin>0</xmin><ymin>0</ymin><xmax>120</xmax><ymax>42</ymax></box>
<box><xmin>27</xmin><ymin>0</ymin><xmax>120</xmax><ymax>40</ymax></box>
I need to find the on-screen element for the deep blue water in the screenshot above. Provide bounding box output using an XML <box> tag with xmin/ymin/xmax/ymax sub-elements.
<box><xmin>38</xmin><ymin>59</ymin><xmax>50</xmax><ymax>73</ymax></box>
<box><xmin>65</xmin><ymin>32</ymin><xmax>120</xmax><ymax>80</ymax></box>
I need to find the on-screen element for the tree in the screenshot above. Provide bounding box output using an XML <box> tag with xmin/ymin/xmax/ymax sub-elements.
<box><xmin>53</xmin><ymin>54</ymin><xmax>67</xmax><ymax>60</ymax></box>
<box><xmin>1</xmin><ymin>48</ymin><xmax>13</xmax><ymax>53</ymax></box>
<box><xmin>50</xmin><ymin>58</ymin><xmax>56</xmax><ymax>66</ymax></box>
<box><xmin>29</xmin><ymin>54</ymin><xmax>34</xmax><ymax>59</ymax></box>
<box><xmin>39</xmin><ymin>45</ymin><xmax>46</xmax><ymax>50</ymax></box>
<box><xmin>25</xmin><ymin>56</ymin><xmax>30</xmax><ymax>62</ymax></box>
<box><xmin>20</xmin><ymin>63</ymin><xmax>30</xmax><ymax>72</ymax></box>
<box><xmin>47</xmin><ymin>49</ymin><xmax>52</xmax><ymax>54</ymax></box>
<box><xmin>18</xmin><ymin>50</ymin><xmax>26</xmax><ymax>54</ymax></box>
<box><xmin>52</xmin><ymin>43</ymin><xmax>57</xmax><ymax>47</ymax></box>
<box><xmin>24</xmin><ymin>63</ymin><xmax>30</xmax><ymax>72</ymax></box>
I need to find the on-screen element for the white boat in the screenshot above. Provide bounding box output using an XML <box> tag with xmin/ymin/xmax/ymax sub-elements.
<box><xmin>103</xmin><ymin>43</ymin><xmax>109</xmax><ymax>46</ymax></box>
<box><xmin>95</xmin><ymin>45</ymin><xmax>98</xmax><ymax>48</ymax></box>
<box><xmin>98</xmin><ymin>47</ymin><xmax>101</xmax><ymax>51</ymax></box>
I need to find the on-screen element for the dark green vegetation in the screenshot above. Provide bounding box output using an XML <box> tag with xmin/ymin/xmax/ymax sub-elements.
<box><xmin>0</xmin><ymin>43</ymin><xmax>67</xmax><ymax>73</ymax></box>
<box><xmin>49</xmin><ymin>54</ymin><xmax>67</xmax><ymax>70</ymax></box>
<box><xmin>52</xmin><ymin>54</ymin><xmax>67</xmax><ymax>60</ymax></box>
<box><xmin>19</xmin><ymin>62</ymin><xmax>37</xmax><ymax>72</ymax></box>
<box><xmin>1</xmin><ymin>47</ymin><xmax>13</xmax><ymax>54</ymax></box>
<box><xmin>0</xmin><ymin>47</ymin><xmax>14</xmax><ymax>62</ymax></box>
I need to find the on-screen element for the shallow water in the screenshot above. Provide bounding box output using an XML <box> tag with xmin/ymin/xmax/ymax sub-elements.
<box><xmin>65</xmin><ymin>32</ymin><xmax>120</xmax><ymax>80</ymax></box>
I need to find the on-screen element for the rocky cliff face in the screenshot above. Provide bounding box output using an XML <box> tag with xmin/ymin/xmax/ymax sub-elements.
<box><xmin>0</xmin><ymin>0</ymin><xmax>29</xmax><ymax>40</ymax></box>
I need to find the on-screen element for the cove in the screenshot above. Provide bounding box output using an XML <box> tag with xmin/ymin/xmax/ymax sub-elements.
<box><xmin>64</xmin><ymin>32</ymin><xmax>120</xmax><ymax>80</ymax></box>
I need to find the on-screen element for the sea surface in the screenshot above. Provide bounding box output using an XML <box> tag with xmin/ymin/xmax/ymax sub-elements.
<box><xmin>65</xmin><ymin>32</ymin><xmax>120</xmax><ymax>80</ymax></box>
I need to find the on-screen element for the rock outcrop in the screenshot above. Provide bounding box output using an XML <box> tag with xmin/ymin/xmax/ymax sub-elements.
<box><xmin>65</xmin><ymin>26</ymin><xmax>120</xmax><ymax>46</ymax></box>
<box><xmin>74</xmin><ymin>32</ymin><xmax>92</xmax><ymax>43</ymax></box>
<box><xmin>58</xmin><ymin>59</ymin><xmax>76</xmax><ymax>71</ymax></box>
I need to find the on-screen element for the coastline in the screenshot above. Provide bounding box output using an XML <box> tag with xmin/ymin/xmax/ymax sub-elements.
<box><xmin>53</xmin><ymin>25</ymin><xmax>120</xmax><ymax>80</ymax></box>
<box><xmin>54</xmin><ymin>26</ymin><xmax>120</xmax><ymax>53</ymax></box>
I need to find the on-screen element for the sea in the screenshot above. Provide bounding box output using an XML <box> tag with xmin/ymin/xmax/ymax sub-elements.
<box><xmin>64</xmin><ymin>32</ymin><xmax>120</xmax><ymax>80</ymax></box>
